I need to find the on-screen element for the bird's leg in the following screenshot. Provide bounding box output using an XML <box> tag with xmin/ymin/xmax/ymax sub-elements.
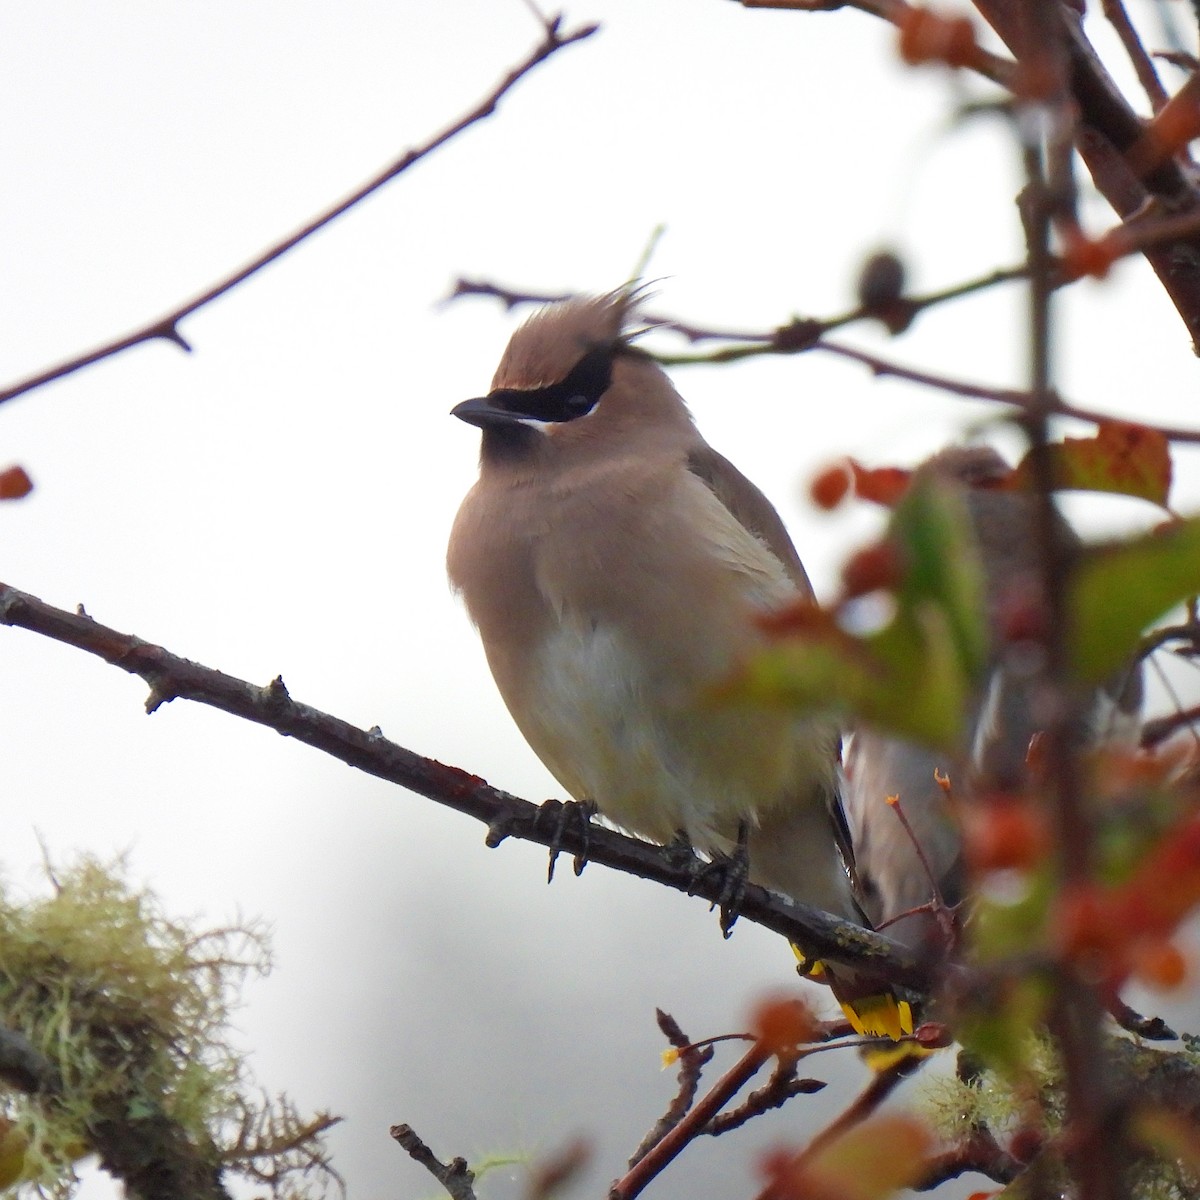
<box><xmin>665</xmin><ymin>822</ymin><xmax>750</xmax><ymax>937</ymax></box>
<box><xmin>712</xmin><ymin>820</ymin><xmax>751</xmax><ymax>937</ymax></box>
<box><xmin>534</xmin><ymin>797</ymin><xmax>596</xmax><ymax>883</ymax></box>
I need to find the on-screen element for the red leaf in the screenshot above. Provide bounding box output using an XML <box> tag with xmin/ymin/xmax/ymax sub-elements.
<box><xmin>751</xmin><ymin>993</ymin><xmax>820</xmax><ymax>1058</ymax></box>
<box><xmin>1010</xmin><ymin>421</ymin><xmax>1172</xmax><ymax>507</ymax></box>
<box><xmin>848</xmin><ymin>460</ymin><xmax>912</xmax><ymax>507</ymax></box>
<box><xmin>897</xmin><ymin>8</ymin><xmax>981</xmax><ymax>69</ymax></box>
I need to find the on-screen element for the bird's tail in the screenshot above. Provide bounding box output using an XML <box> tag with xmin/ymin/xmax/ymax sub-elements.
<box><xmin>793</xmin><ymin>948</ymin><xmax>931</xmax><ymax>1069</ymax></box>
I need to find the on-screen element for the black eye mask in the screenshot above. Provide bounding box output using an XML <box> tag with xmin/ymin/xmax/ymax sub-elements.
<box><xmin>452</xmin><ymin>344</ymin><xmax>618</xmax><ymax>430</ymax></box>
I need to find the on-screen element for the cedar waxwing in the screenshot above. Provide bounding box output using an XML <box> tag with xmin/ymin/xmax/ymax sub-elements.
<box><xmin>447</xmin><ymin>292</ymin><xmax>860</xmax><ymax>925</ymax></box>
<box><xmin>842</xmin><ymin>447</ymin><xmax>1145</xmax><ymax>962</ymax></box>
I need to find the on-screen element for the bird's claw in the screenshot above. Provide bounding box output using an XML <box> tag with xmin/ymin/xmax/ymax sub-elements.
<box><xmin>535</xmin><ymin>798</ymin><xmax>596</xmax><ymax>882</ymax></box>
<box><xmin>668</xmin><ymin>824</ymin><xmax>749</xmax><ymax>937</ymax></box>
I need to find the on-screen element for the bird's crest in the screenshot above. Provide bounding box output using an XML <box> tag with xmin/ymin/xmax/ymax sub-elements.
<box><xmin>491</xmin><ymin>288</ymin><xmax>648</xmax><ymax>392</ymax></box>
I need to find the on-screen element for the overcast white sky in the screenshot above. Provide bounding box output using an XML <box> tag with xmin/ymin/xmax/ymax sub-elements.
<box><xmin>0</xmin><ymin>3</ymin><xmax>1198</xmax><ymax>1199</ymax></box>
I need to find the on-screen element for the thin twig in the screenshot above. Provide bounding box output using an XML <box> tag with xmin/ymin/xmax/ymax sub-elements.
<box><xmin>705</xmin><ymin>1059</ymin><xmax>825</xmax><ymax>1135</ymax></box>
<box><xmin>1141</xmin><ymin>702</ymin><xmax>1200</xmax><ymax>749</ymax></box>
<box><xmin>736</xmin><ymin>0</ymin><xmax>1018</xmax><ymax>87</ymax></box>
<box><xmin>450</xmin><ymin>277</ymin><xmax>1200</xmax><ymax>443</ymax></box>
<box><xmin>609</xmin><ymin>1042</ymin><xmax>771</xmax><ymax>1200</ymax></box>
<box><xmin>1102</xmin><ymin>0</ymin><xmax>1170</xmax><ymax>111</ymax></box>
<box><xmin>0</xmin><ymin>581</ymin><xmax>932</xmax><ymax>987</ymax></box>
<box><xmin>627</xmin><ymin>1011</ymin><xmax>714</xmax><ymax>1167</ymax></box>
<box><xmin>0</xmin><ymin>16</ymin><xmax>599</xmax><ymax>409</ymax></box>
<box><xmin>390</xmin><ymin>1124</ymin><xmax>477</xmax><ymax>1200</ymax></box>
<box><xmin>452</xmin><ymin>263</ymin><xmax>1029</xmax><ymax>349</ymax></box>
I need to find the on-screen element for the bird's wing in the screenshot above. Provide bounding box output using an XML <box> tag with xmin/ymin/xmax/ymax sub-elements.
<box><xmin>686</xmin><ymin>444</ymin><xmax>814</xmax><ymax>596</ymax></box>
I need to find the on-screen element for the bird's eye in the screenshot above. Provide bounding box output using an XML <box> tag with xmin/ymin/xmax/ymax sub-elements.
<box><xmin>563</xmin><ymin>393</ymin><xmax>595</xmax><ymax>417</ymax></box>
<box><xmin>476</xmin><ymin>342</ymin><xmax>621</xmax><ymax>427</ymax></box>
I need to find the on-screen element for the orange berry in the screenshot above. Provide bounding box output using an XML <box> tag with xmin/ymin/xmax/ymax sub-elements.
<box><xmin>963</xmin><ymin>795</ymin><xmax>1049</xmax><ymax>873</ymax></box>
<box><xmin>841</xmin><ymin>540</ymin><xmax>904</xmax><ymax>598</ymax></box>
<box><xmin>1132</xmin><ymin>939</ymin><xmax>1188</xmax><ymax>992</ymax></box>
<box><xmin>0</xmin><ymin>465</ymin><xmax>32</xmax><ymax>500</ymax></box>
<box><xmin>809</xmin><ymin>463</ymin><xmax>851</xmax><ymax>510</ymax></box>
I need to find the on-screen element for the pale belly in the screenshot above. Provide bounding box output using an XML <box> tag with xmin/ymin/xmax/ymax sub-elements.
<box><xmin>509</xmin><ymin>619</ymin><xmax>830</xmax><ymax>855</ymax></box>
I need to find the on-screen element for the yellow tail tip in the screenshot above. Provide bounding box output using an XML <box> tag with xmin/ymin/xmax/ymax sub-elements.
<box><xmin>791</xmin><ymin>944</ymin><xmax>826</xmax><ymax>979</ymax></box>
<box><xmin>840</xmin><ymin>995</ymin><xmax>915</xmax><ymax>1041</ymax></box>
<box><xmin>860</xmin><ymin>1039</ymin><xmax>935</xmax><ymax>1071</ymax></box>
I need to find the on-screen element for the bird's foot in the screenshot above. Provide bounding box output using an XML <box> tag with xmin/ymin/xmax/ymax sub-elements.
<box><xmin>1107</xmin><ymin>995</ymin><xmax>1177</xmax><ymax>1041</ymax></box>
<box><xmin>668</xmin><ymin>823</ymin><xmax>750</xmax><ymax>938</ymax></box>
<box><xmin>534</xmin><ymin>797</ymin><xmax>596</xmax><ymax>883</ymax></box>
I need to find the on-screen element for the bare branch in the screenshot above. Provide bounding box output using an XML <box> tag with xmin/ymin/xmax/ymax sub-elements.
<box><xmin>390</xmin><ymin>1125</ymin><xmax>477</xmax><ymax>1200</ymax></box>
<box><xmin>453</xmin><ymin>278</ymin><xmax>1200</xmax><ymax>444</ymax></box>
<box><xmin>451</xmin><ymin>263</ymin><xmax>1029</xmax><ymax>348</ymax></box>
<box><xmin>626</xmin><ymin>1012</ymin><xmax>715</xmax><ymax>1168</ymax></box>
<box><xmin>971</xmin><ymin>0</ymin><xmax>1200</xmax><ymax>350</ymax></box>
<box><xmin>734</xmin><ymin>0</ymin><xmax>1018</xmax><ymax>87</ymax></box>
<box><xmin>0</xmin><ymin>15</ymin><xmax>599</xmax><ymax>409</ymax></box>
<box><xmin>610</xmin><ymin>1042</ymin><xmax>771</xmax><ymax>1200</ymax></box>
<box><xmin>915</xmin><ymin>1130</ymin><xmax>1022</xmax><ymax>1190</ymax></box>
<box><xmin>1102</xmin><ymin>0</ymin><xmax>1170</xmax><ymax>111</ymax></box>
<box><xmin>705</xmin><ymin>1059</ymin><xmax>825</xmax><ymax>1135</ymax></box>
<box><xmin>1141</xmin><ymin>703</ymin><xmax>1200</xmax><ymax>749</ymax></box>
<box><xmin>0</xmin><ymin>581</ymin><xmax>932</xmax><ymax>987</ymax></box>
<box><xmin>1014</xmin><ymin>9</ymin><xmax>1127</xmax><ymax>1196</ymax></box>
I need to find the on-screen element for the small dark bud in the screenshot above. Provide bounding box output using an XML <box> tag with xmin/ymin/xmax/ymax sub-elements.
<box><xmin>1010</xmin><ymin>1126</ymin><xmax>1045</xmax><ymax>1163</ymax></box>
<box><xmin>857</xmin><ymin>250</ymin><xmax>915</xmax><ymax>334</ymax></box>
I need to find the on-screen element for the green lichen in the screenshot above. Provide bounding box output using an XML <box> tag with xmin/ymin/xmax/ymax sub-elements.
<box><xmin>0</xmin><ymin>855</ymin><xmax>339</xmax><ymax>1200</ymax></box>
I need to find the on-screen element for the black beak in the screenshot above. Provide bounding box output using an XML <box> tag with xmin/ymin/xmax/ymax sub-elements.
<box><xmin>450</xmin><ymin>396</ymin><xmax>527</xmax><ymax>429</ymax></box>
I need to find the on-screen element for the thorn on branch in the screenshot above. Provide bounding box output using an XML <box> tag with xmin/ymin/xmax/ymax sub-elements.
<box><xmin>0</xmin><ymin>18</ymin><xmax>598</xmax><ymax>407</ymax></box>
<box><xmin>152</xmin><ymin>321</ymin><xmax>193</xmax><ymax>353</ymax></box>
<box><xmin>263</xmin><ymin>675</ymin><xmax>291</xmax><ymax>714</ymax></box>
<box><xmin>484</xmin><ymin>813</ymin><xmax>517</xmax><ymax>848</ymax></box>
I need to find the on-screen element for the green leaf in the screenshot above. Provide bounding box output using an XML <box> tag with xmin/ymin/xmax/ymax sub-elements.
<box><xmin>891</xmin><ymin>473</ymin><xmax>988</xmax><ymax>676</ymax></box>
<box><xmin>730</xmin><ymin>475</ymin><xmax>987</xmax><ymax>750</ymax></box>
<box><xmin>1070</xmin><ymin>517</ymin><xmax>1200</xmax><ymax>682</ymax></box>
